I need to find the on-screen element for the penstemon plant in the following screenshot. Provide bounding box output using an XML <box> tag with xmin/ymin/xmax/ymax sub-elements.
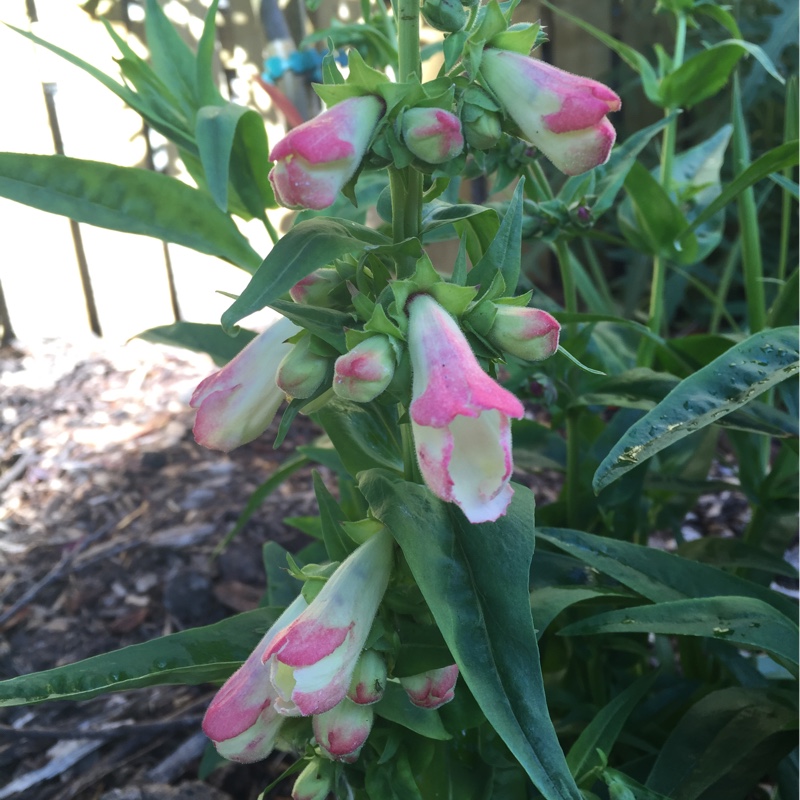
<box><xmin>0</xmin><ymin>0</ymin><xmax>798</xmax><ymax>799</ymax></box>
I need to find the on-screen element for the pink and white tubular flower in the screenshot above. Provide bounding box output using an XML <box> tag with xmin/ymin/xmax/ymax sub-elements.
<box><xmin>202</xmin><ymin>595</ymin><xmax>308</xmax><ymax>763</ymax></box>
<box><xmin>407</xmin><ymin>294</ymin><xmax>525</xmax><ymax>524</ymax></box>
<box><xmin>400</xmin><ymin>664</ymin><xmax>459</xmax><ymax>710</ymax></box>
<box><xmin>190</xmin><ymin>316</ymin><xmax>300</xmax><ymax>452</ymax></box>
<box><xmin>262</xmin><ymin>528</ymin><xmax>394</xmax><ymax>717</ymax></box>
<box><xmin>269</xmin><ymin>95</ymin><xmax>385</xmax><ymax>210</ymax></box>
<box><xmin>480</xmin><ymin>49</ymin><xmax>621</xmax><ymax>176</ymax></box>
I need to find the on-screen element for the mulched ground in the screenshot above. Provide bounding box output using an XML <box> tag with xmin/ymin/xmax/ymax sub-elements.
<box><xmin>0</xmin><ymin>336</ymin><xmax>323</xmax><ymax>800</ymax></box>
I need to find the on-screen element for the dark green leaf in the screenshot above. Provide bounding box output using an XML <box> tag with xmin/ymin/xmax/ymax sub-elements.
<box><xmin>375</xmin><ymin>683</ymin><xmax>451</xmax><ymax>740</ymax></box>
<box><xmin>660</xmin><ymin>44</ymin><xmax>745</xmax><ymax>108</ymax></box>
<box><xmin>196</xmin><ymin>0</ymin><xmax>224</xmax><ymax>107</ymax></box>
<box><xmin>683</xmin><ymin>141</ymin><xmax>799</xmax><ymax>236</ymax></box>
<box><xmin>269</xmin><ymin>299</ymin><xmax>350</xmax><ymax>352</ymax></box>
<box><xmin>467</xmin><ymin>179</ymin><xmax>525</xmax><ymax>294</ymax></box>
<box><xmin>530</xmin><ymin>586</ymin><xmax>633</xmax><ymax>639</ymax></box>
<box><xmin>313</xmin><ymin>399</ymin><xmax>403</xmax><ymax>477</ymax></box>
<box><xmin>137</xmin><ymin>321</ymin><xmax>255</xmax><ymax>365</ymax></box>
<box><xmin>361</xmin><ymin>472</ymin><xmax>582</xmax><ymax>800</ymax></box>
<box><xmin>560</xmin><ymin>596</ymin><xmax>799</xmax><ymax>674</ymax></box>
<box><xmin>566</xmin><ymin>672</ymin><xmax>659</xmax><ymax>784</ymax></box>
<box><xmin>646</xmin><ymin>688</ymin><xmax>798</xmax><ymax>800</ymax></box>
<box><xmin>221</xmin><ymin>218</ymin><xmax>389</xmax><ymax>332</ymax></box>
<box><xmin>312</xmin><ymin>471</ymin><xmax>354</xmax><ymax>562</ymax></box>
<box><xmin>0</xmin><ymin>153</ymin><xmax>261</xmax><ymax>271</ymax></box>
<box><xmin>0</xmin><ymin>608</ymin><xmax>285</xmax><ymax>706</ymax></box>
<box><xmin>677</xmin><ymin>538</ymin><xmax>799</xmax><ymax>579</ymax></box>
<box><xmin>144</xmin><ymin>0</ymin><xmax>198</xmax><ymax>117</ymax></box>
<box><xmin>537</xmin><ymin>528</ymin><xmax>798</xmax><ymax>623</ymax></box>
<box><xmin>593</xmin><ymin>327</ymin><xmax>799</xmax><ymax>491</ymax></box>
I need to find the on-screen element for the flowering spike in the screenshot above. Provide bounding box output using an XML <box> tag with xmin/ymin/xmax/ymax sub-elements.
<box><xmin>407</xmin><ymin>294</ymin><xmax>524</xmax><ymax>523</ymax></box>
<box><xmin>480</xmin><ymin>49</ymin><xmax>621</xmax><ymax>176</ymax></box>
<box><xmin>190</xmin><ymin>317</ymin><xmax>299</xmax><ymax>452</ymax></box>
<box><xmin>269</xmin><ymin>96</ymin><xmax>385</xmax><ymax>210</ymax></box>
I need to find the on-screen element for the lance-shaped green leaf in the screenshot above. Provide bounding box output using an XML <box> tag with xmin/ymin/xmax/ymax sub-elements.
<box><xmin>566</xmin><ymin>672</ymin><xmax>659</xmax><ymax>785</ymax></box>
<box><xmin>221</xmin><ymin>218</ymin><xmax>390</xmax><ymax>332</ymax></box>
<box><xmin>467</xmin><ymin>179</ymin><xmax>525</xmax><ymax>295</ymax></box>
<box><xmin>659</xmin><ymin>43</ymin><xmax>745</xmax><ymax>108</ymax></box>
<box><xmin>195</xmin><ymin>104</ymin><xmax>274</xmax><ymax>216</ymax></box>
<box><xmin>137</xmin><ymin>321</ymin><xmax>256</xmax><ymax>365</ymax></box>
<box><xmin>537</xmin><ymin>528</ymin><xmax>798</xmax><ymax>623</ymax></box>
<box><xmin>646</xmin><ymin>688</ymin><xmax>799</xmax><ymax>800</ymax></box>
<box><xmin>560</xmin><ymin>596</ymin><xmax>799</xmax><ymax>675</ymax></box>
<box><xmin>361</xmin><ymin>471</ymin><xmax>582</xmax><ymax>800</ymax></box>
<box><xmin>375</xmin><ymin>683</ymin><xmax>451</xmax><ymax>741</ymax></box>
<box><xmin>682</xmin><ymin>140</ymin><xmax>799</xmax><ymax>237</ymax></box>
<box><xmin>0</xmin><ymin>607</ymin><xmax>286</xmax><ymax>706</ymax></box>
<box><xmin>594</xmin><ymin>326</ymin><xmax>799</xmax><ymax>491</ymax></box>
<box><xmin>0</xmin><ymin>153</ymin><xmax>262</xmax><ymax>271</ymax></box>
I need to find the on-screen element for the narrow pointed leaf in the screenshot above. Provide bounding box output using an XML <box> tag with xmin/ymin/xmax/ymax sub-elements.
<box><xmin>560</xmin><ymin>596</ymin><xmax>799</xmax><ymax>675</ymax></box>
<box><xmin>537</xmin><ymin>528</ymin><xmax>797</xmax><ymax>622</ymax></box>
<box><xmin>361</xmin><ymin>471</ymin><xmax>582</xmax><ymax>800</ymax></box>
<box><xmin>221</xmin><ymin>218</ymin><xmax>389</xmax><ymax>332</ymax></box>
<box><xmin>137</xmin><ymin>321</ymin><xmax>256</xmax><ymax>365</ymax></box>
<box><xmin>0</xmin><ymin>154</ymin><xmax>262</xmax><ymax>270</ymax></box>
<box><xmin>593</xmin><ymin>327</ymin><xmax>799</xmax><ymax>491</ymax></box>
<box><xmin>0</xmin><ymin>608</ymin><xmax>285</xmax><ymax>706</ymax></box>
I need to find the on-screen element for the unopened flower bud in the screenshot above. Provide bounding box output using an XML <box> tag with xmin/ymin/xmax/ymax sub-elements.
<box><xmin>421</xmin><ymin>0</ymin><xmax>467</xmax><ymax>32</ymax></box>
<box><xmin>290</xmin><ymin>268</ymin><xmax>341</xmax><ymax>305</ymax></box>
<box><xmin>486</xmin><ymin>306</ymin><xmax>560</xmax><ymax>362</ymax></box>
<box><xmin>347</xmin><ymin>650</ymin><xmax>387</xmax><ymax>705</ymax></box>
<box><xmin>269</xmin><ymin>95</ymin><xmax>385</xmax><ymax>210</ymax></box>
<box><xmin>333</xmin><ymin>336</ymin><xmax>395</xmax><ymax>403</ymax></box>
<box><xmin>292</xmin><ymin>758</ymin><xmax>333</xmax><ymax>800</ymax></box>
<box><xmin>400</xmin><ymin>664</ymin><xmax>459</xmax><ymax>710</ymax></box>
<box><xmin>461</xmin><ymin>89</ymin><xmax>503</xmax><ymax>150</ymax></box>
<box><xmin>400</xmin><ymin>108</ymin><xmax>464</xmax><ymax>165</ymax></box>
<box><xmin>313</xmin><ymin>698</ymin><xmax>374</xmax><ymax>762</ymax></box>
<box><xmin>276</xmin><ymin>336</ymin><xmax>329</xmax><ymax>399</ymax></box>
<box><xmin>464</xmin><ymin>111</ymin><xmax>502</xmax><ymax>150</ymax></box>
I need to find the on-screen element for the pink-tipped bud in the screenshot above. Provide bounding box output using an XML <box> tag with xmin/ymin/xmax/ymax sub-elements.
<box><xmin>313</xmin><ymin>698</ymin><xmax>374</xmax><ymax>762</ymax></box>
<box><xmin>400</xmin><ymin>664</ymin><xmax>459</xmax><ymax>710</ymax></box>
<box><xmin>487</xmin><ymin>306</ymin><xmax>560</xmax><ymax>362</ymax></box>
<box><xmin>347</xmin><ymin>650</ymin><xmax>388</xmax><ymax>705</ymax></box>
<box><xmin>269</xmin><ymin>95</ymin><xmax>385</xmax><ymax>210</ymax></box>
<box><xmin>333</xmin><ymin>336</ymin><xmax>396</xmax><ymax>403</ymax></box>
<box><xmin>290</xmin><ymin>268</ymin><xmax>341</xmax><ymax>305</ymax></box>
<box><xmin>276</xmin><ymin>336</ymin><xmax>330</xmax><ymax>399</ymax></box>
<box><xmin>400</xmin><ymin>108</ymin><xmax>464</xmax><ymax>164</ymax></box>
<box><xmin>292</xmin><ymin>758</ymin><xmax>333</xmax><ymax>800</ymax></box>
<box><xmin>481</xmin><ymin>49</ymin><xmax>620</xmax><ymax>176</ymax></box>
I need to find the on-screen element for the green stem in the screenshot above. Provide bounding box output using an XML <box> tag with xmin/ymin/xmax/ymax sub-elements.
<box><xmin>263</xmin><ymin>213</ymin><xmax>279</xmax><ymax>245</ymax></box>
<box><xmin>637</xmin><ymin>12</ymin><xmax>687</xmax><ymax>367</ymax></box>
<box><xmin>732</xmin><ymin>74</ymin><xmax>766</xmax><ymax>333</ymax></box>
<box><xmin>565</xmin><ymin>409</ymin><xmax>581</xmax><ymax>530</ymax></box>
<box><xmin>554</xmin><ymin>238</ymin><xmax>577</xmax><ymax>318</ymax></box>
<box><xmin>390</xmin><ymin>0</ymin><xmax>422</xmax><ymax>278</ymax></box>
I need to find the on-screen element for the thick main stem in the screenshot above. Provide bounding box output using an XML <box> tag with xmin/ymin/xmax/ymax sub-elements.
<box><xmin>390</xmin><ymin>0</ymin><xmax>422</xmax><ymax>278</ymax></box>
